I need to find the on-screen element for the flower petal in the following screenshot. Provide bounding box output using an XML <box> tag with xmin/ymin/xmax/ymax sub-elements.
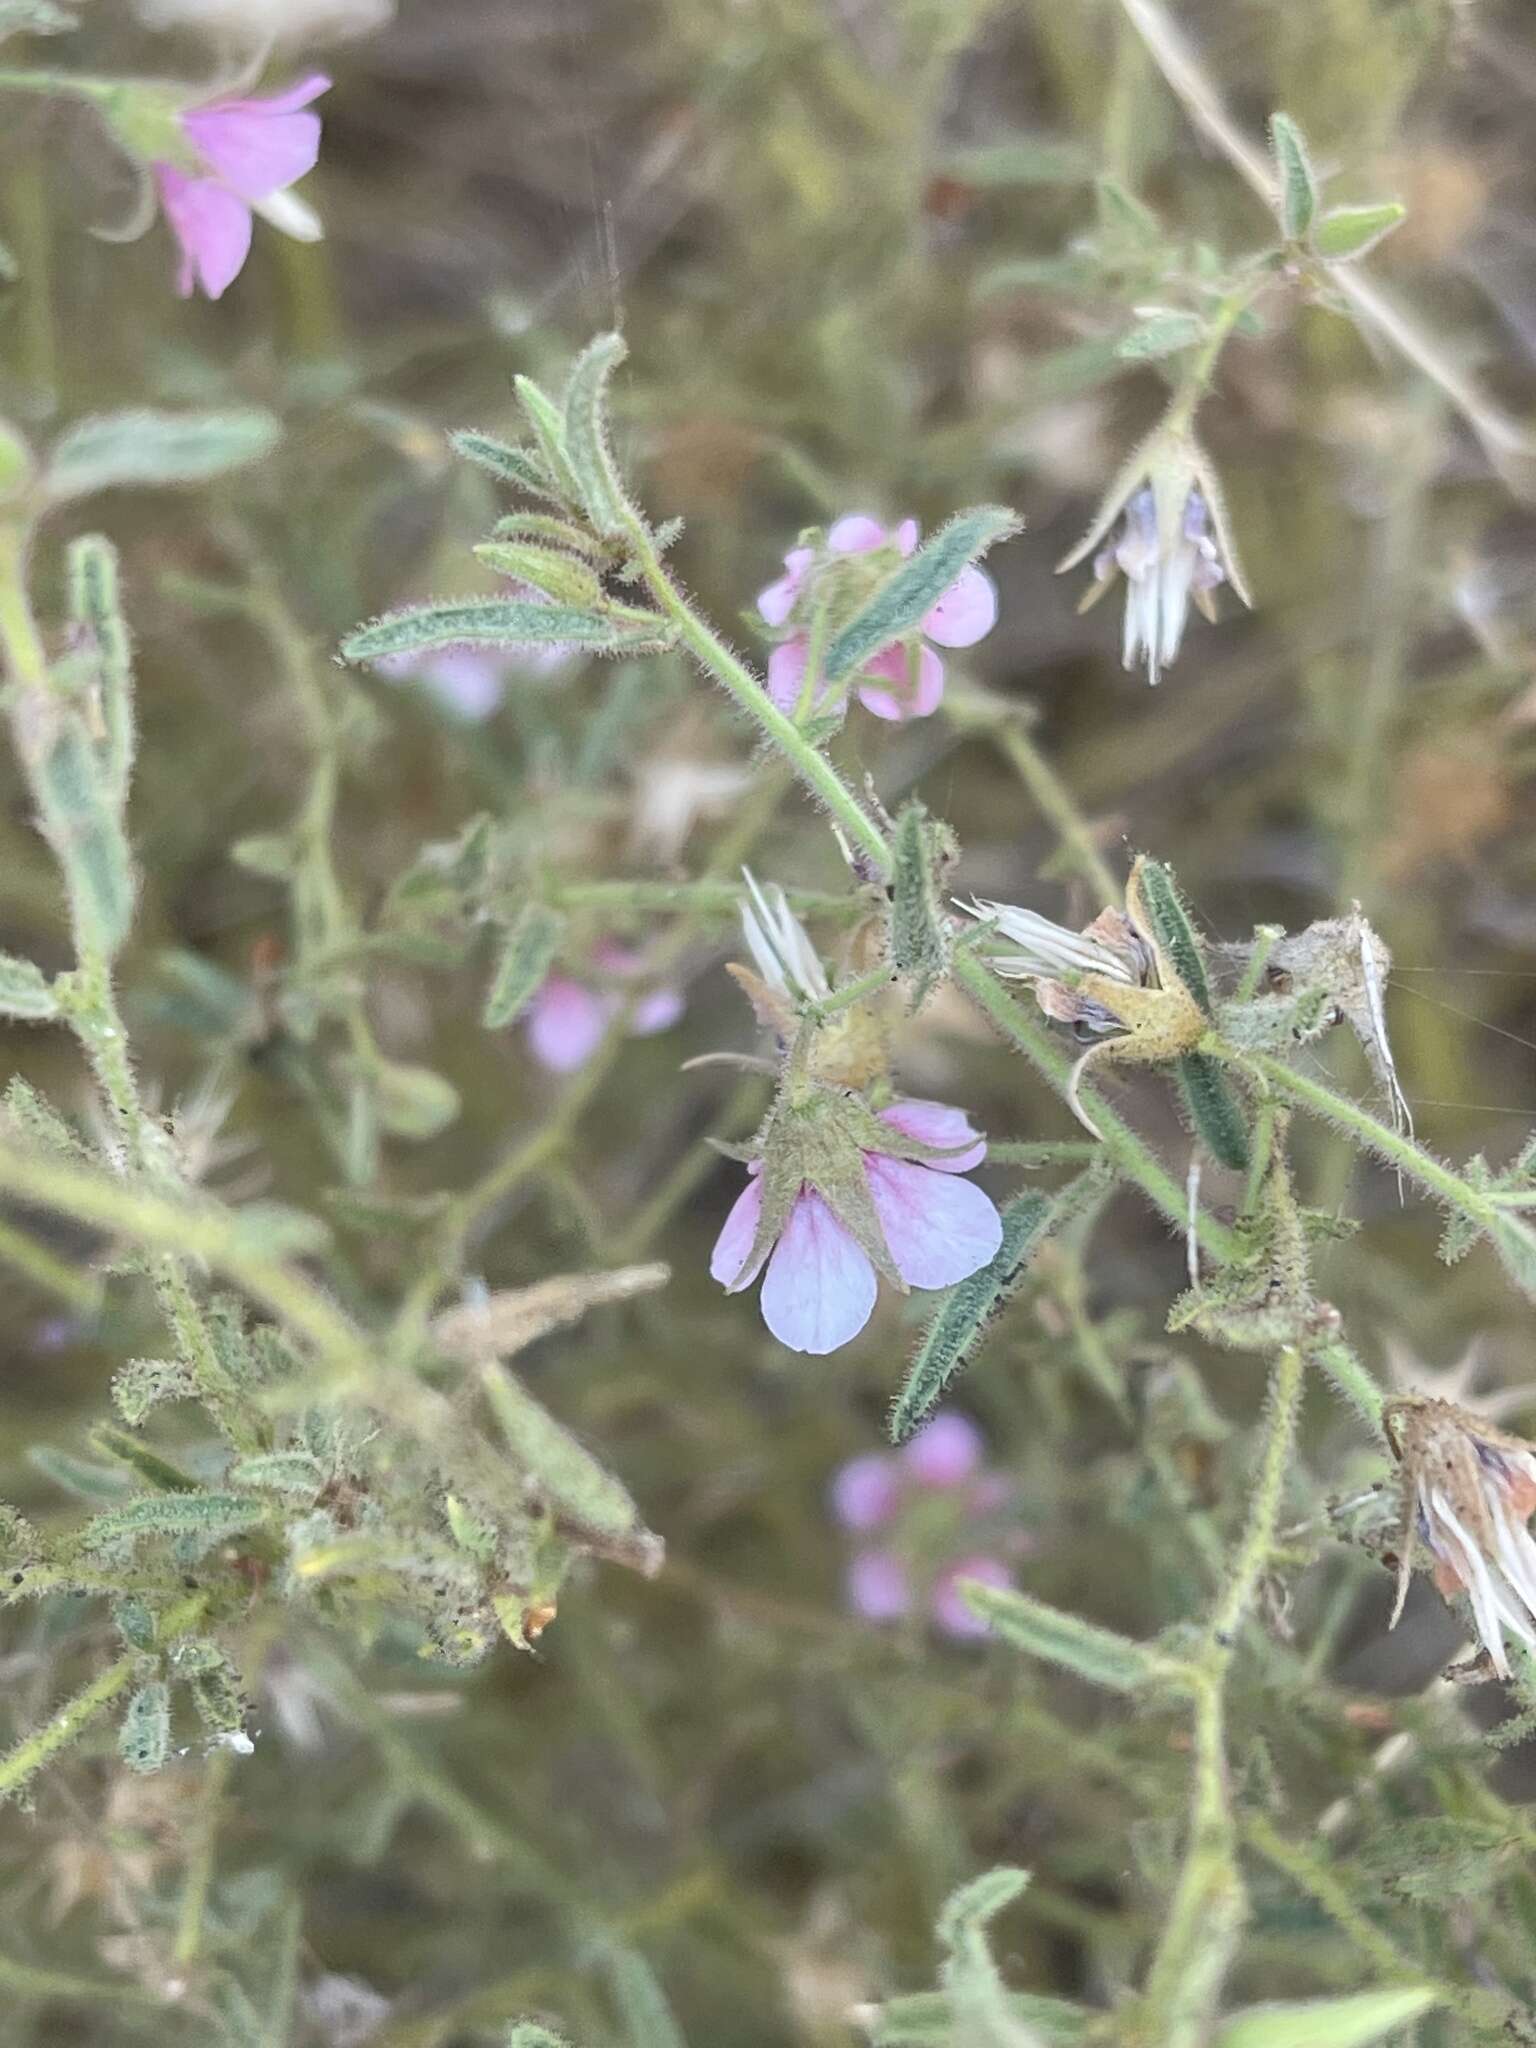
<box><xmin>525</xmin><ymin>976</ymin><xmax>611</xmax><ymax>1073</ymax></box>
<box><xmin>155</xmin><ymin>165</ymin><xmax>252</xmax><ymax>299</ymax></box>
<box><xmin>893</xmin><ymin>517</ymin><xmax>920</xmax><ymax>557</ymax></box>
<box><xmin>863</xmin><ymin>1156</ymin><xmax>1002</xmax><ymax>1290</ymax></box>
<box><xmin>630</xmin><ymin>984</ymin><xmax>685</xmax><ymax>1037</ymax></box>
<box><xmin>931</xmin><ymin>1554</ymin><xmax>1012</xmax><ymax>1638</ymax></box>
<box><xmin>182</xmin><ymin>75</ymin><xmax>331</xmax><ymax>201</ymax></box>
<box><xmin>759</xmin><ymin>1190</ymin><xmax>877</xmax><ymax>1354</ymax></box>
<box><xmin>830</xmin><ymin>1453</ymin><xmax>902</xmax><ymax>1531</ymax></box>
<box><xmin>827</xmin><ymin>514</ymin><xmax>888</xmax><ymax>554</ymax></box>
<box><xmin>766</xmin><ymin>636</ymin><xmax>834</xmax><ymax>716</ymax></box>
<box><xmin>879</xmin><ymin>1098</ymin><xmax>986</xmax><ymax>1173</ymax></box>
<box><xmin>855</xmin><ymin>640</ymin><xmax>945</xmax><ymax>722</ymax></box>
<box><xmin>901</xmin><ymin>1412</ymin><xmax>984</xmax><ymax>1488</ymax></box>
<box><xmin>847</xmin><ymin>1549</ymin><xmax>913</xmax><ymax>1621</ymax></box>
<box><xmin>757</xmin><ymin>547</ymin><xmax>813</xmax><ymax>627</ymax></box>
<box><xmin>923</xmin><ymin>564</ymin><xmax>997</xmax><ymax>649</ymax></box>
<box><xmin>416</xmin><ymin>650</ymin><xmax>505</xmax><ymax>722</ymax></box>
<box><xmin>710</xmin><ymin>1172</ymin><xmax>768</xmax><ymax>1292</ymax></box>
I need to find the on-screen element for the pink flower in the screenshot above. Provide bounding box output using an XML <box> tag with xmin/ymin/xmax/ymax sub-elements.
<box><xmin>931</xmin><ymin>1555</ymin><xmax>1013</xmax><ymax>1639</ymax></box>
<box><xmin>524</xmin><ymin>942</ymin><xmax>684</xmax><ymax>1075</ymax></box>
<box><xmin>757</xmin><ymin>514</ymin><xmax>997</xmax><ymax>724</ymax></box>
<box><xmin>153</xmin><ymin>74</ymin><xmax>330</xmax><ymax>300</ymax></box>
<box><xmin>711</xmin><ymin>1099</ymin><xmax>1002</xmax><ymax>1356</ymax></box>
<box><xmin>829</xmin><ymin>1413</ymin><xmax>1020</xmax><ymax>1636</ymax></box>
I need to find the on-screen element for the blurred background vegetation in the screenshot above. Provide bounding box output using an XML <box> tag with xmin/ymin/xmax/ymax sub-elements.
<box><xmin>4</xmin><ymin>0</ymin><xmax>1536</xmax><ymax>2041</ymax></box>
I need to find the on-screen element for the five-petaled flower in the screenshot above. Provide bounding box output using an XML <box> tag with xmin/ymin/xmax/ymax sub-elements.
<box><xmin>831</xmin><ymin>1412</ymin><xmax>1025</xmax><ymax>1637</ymax></box>
<box><xmin>1058</xmin><ymin>429</ymin><xmax>1249</xmax><ymax>685</ymax></box>
<box><xmin>710</xmin><ymin>879</ymin><xmax>1001</xmax><ymax>1354</ymax></box>
<box><xmin>1385</xmin><ymin>1394</ymin><xmax>1536</xmax><ymax>1679</ymax></box>
<box><xmin>758</xmin><ymin>514</ymin><xmax>996</xmax><ymax>724</ymax></box>
<box><xmin>154</xmin><ymin>74</ymin><xmax>331</xmax><ymax>300</ymax></box>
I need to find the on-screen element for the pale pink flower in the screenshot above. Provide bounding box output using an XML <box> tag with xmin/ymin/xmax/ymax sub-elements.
<box><xmin>710</xmin><ymin>1100</ymin><xmax>1001</xmax><ymax>1355</ymax></box>
<box><xmin>758</xmin><ymin>514</ymin><xmax>996</xmax><ymax>724</ymax></box>
<box><xmin>153</xmin><ymin>74</ymin><xmax>330</xmax><ymax>300</ymax></box>
<box><xmin>524</xmin><ymin>942</ymin><xmax>683</xmax><ymax>1075</ymax></box>
<box><xmin>829</xmin><ymin>1413</ymin><xmax>1019</xmax><ymax>1637</ymax></box>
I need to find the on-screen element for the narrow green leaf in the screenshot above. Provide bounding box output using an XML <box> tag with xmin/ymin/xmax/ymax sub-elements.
<box><xmin>227</xmin><ymin>1452</ymin><xmax>325</xmax><ymax>1499</ymax></box>
<box><xmin>480</xmin><ymin>1360</ymin><xmax>661</xmax><ymax>1570</ymax></box>
<box><xmin>936</xmin><ymin>1868</ymin><xmax>1030</xmax><ymax>1953</ymax></box>
<box><xmin>1116</xmin><ymin>311</ymin><xmax>1205</xmax><ymax>361</ymax></box>
<box><xmin>66</xmin><ymin>533</ymin><xmax>134</xmax><ymax>804</ymax></box>
<box><xmin>888</xmin><ymin>801</ymin><xmax>954</xmax><ymax>1009</ymax></box>
<box><xmin>606</xmin><ymin>1948</ymin><xmax>687</xmax><ymax>2048</ymax></box>
<box><xmin>484</xmin><ymin>904</ymin><xmax>566</xmax><ymax>1029</ymax></box>
<box><xmin>1175</xmin><ymin>1053</ymin><xmax>1250</xmax><ymax>1172</ymax></box>
<box><xmin>474</xmin><ymin>541</ymin><xmax>603</xmax><ymax>607</ymax></box>
<box><xmin>561</xmin><ymin>332</ymin><xmax>634</xmax><ymax>538</ymax></box>
<box><xmin>44</xmin><ymin>408</ymin><xmax>281</xmax><ymax>500</ymax></box>
<box><xmin>940</xmin><ymin>138</ymin><xmax>1089</xmax><ymax>188</ymax></box>
<box><xmin>342</xmin><ymin>600</ymin><xmax>627</xmax><ymax>663</ymax></box>
<box><xmin>118</xmin><ymin>1681</ymin><xmax>171</xmax><ymax>1775</ymax></box>
<box><xmin>893</xmin><ymin>1170</ymin><xmax>1105</xmax><ymax>1442</ymax></box>
<box><xmin>959</xmin><ymin>1582</ymin><xmax>1168</xmax><ymax>1693</ymax></box>
<box><xmin>1214</xmin><ymin>1986</ymin><xmax>1440</xmax><ymax>2048</ymax></box>
<box><xmin>1312</xmin><ymin>202</ymin><xmax>1406</xmax><ymax>263</ymax></box>
<box><xmin>1095</xmin><ymin>174</ymin><xmax>1162</xmax><ymax>245</ymax></box>
<box><xmin>512</xmin><ymin>375</ymin><xmax>586</xmax><ymax>508</ymax></box>
<box><xmin>80</xmin><ymin>1491</ymin><xmax>266</xmax><ymax>1555</ymax></box>
<box><xmin>91</xmin><ymin>1423</ymin><xmax>200</xmax><ymax>1495</ymax></box>
<box><xmin>871</xmin><ymin>1991</ymin><xmax>1090</xmax><ymax>2045</ymax></box>
<box><xmin>824</xmin><ymin>508</ymin><xmax>1017</xmax><ymax>685</ymax></box>
<box><xmin>449</xmin><ymin>429</ymin><xmax>560</xmax><ymax>502</ymax></box>
<box><xmin>365</xmin><ymin>1058</ymin><xmax>461</xmax><ymax>1140</ymax></box>
<box><xmin>1132</xmin><ymin>858</ymin><xmax>1213</xmax><ymax>1012</ymax></box>
<box><xmin>0</xmin><ymin>953</ymin><xmax>56</xmax><ymax>1020</ymax></box>
<box><xmin>1268</xmin><ymin>113</ymin><xmax>1318</xmax><ymax>239</ymax></box>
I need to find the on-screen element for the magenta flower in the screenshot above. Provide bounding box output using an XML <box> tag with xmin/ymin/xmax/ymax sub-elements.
<box><xmin>524</xmin><ymin>942</ymin><xmax>683</xmax><ymax>1075</ymax></box>
<box><xmin>710</xmin><ymin>1099</ymin><xmax>1002</xmax><ymax>1355</ymax></box>
<box><xmin>828</xmin><ymin>1412</ymin><xmax>1022</xmax><ymax>1638</ymax></box>
<box><xmin>758</xmin><ymin>514</ymin><xmax>997</xmax><ymax>724</ymax></box>
<box><xmin>153</xmin><ymin>74</ymin><xmax>330</xmax><ymax>300</ymax></box>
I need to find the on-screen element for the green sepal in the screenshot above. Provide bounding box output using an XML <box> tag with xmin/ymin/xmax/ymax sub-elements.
<box><xmin>1174</xmin><ymin>1053</ymin><xmax>1250</xmax><ymax>1171</ymax></box>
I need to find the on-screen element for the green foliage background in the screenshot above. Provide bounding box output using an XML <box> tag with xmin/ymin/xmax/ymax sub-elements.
<box><xmin>3</xmin><ymin>0</ymin><xmax>1536</xmax><ymax>2043</ymax></box>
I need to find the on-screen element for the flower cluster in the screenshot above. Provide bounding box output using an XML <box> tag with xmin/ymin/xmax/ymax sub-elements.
<box><xmin>710</xmin><ymin>881</ymin><xmax>1002</xmax><ymax>1354</ymax></box>
<box><xmin>830</xmin><ymin>1412</ymin><xmax>1023</xmax><ymax>1637</ymax></box>
<box><xmin>757</xmin><ymin>515</ymin><xmax>996</xmax><ymax>724</ymax></box>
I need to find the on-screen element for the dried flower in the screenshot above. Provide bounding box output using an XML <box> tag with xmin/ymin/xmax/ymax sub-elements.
<box><xmin>959</xmin><ymin>898</ymin><xmax>1152</xmax><ymax>1035</ymax></box>
<box><xmin>1058</xmin><ymin>429</ymin><xmax>1250</xmax><ymax>685</ymax></box>
<box><xmin>1385</xmin><ymin>1395</ymin><xmax>1536</xmax><ymax>1678</ymax></box>
<box><xmin>525</xmin><ymin>941</ymin><xmax>683</xmax><ymax>1075</ymax></box>
<box><xmin>759</xmin><ymin>514</ymin><xmax>996</xmax><ymax>724</ymax></box>
<box><xmin>152</xmin><ymin>74</ymin><xmax>330</xmax><ymax>300</ymax></box>
<box><xmin>829</xmin><ymin>1412</ymin><xmax>1023</xmax><ymax>1636</ymax></box>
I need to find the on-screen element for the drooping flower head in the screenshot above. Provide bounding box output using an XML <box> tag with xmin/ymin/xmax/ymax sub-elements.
<box><xmin>1384</xmin><ymin>1395</ymin><xmax>1536</xmax><ymax>1679</ymax></box>
<box><xmin>1058</xmin><ymin>428</ymin><xmax>1250</xmax><ymax>685</ymax></box>
<box><xmin>524</xmin><ymin>940</ymin><xmax>684</xmax><ymax>1075</ymax></box>
<box><xmin>829</xmin><ymin>1411</ymin><xmax>1028</xmax><ymax>1638</ymax></box>
<box><xmin>758</xmin><ymin>515</ymin><xmax>997</xmax><ymax>725</ymax></box>
<box><xmin>149</xmin><ymin>74</ymin><xmax>331</xmax><ymax>299</ymax></box>
<box><xmin>710</xmin><ymin>883</ymin><xmax>1002</xmax><ymax>1353</ymax></box>
<box><xmin>959</xmin><ymin>896</ymin><xmax>1153</xmax><ymax>1036</ymax></box>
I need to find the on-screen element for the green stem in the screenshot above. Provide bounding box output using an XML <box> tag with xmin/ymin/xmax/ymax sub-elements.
<box><xmin>954</xmin><ymin>952</ymin><xmax>1240</xmax><ymax>1261</ymax></box>
<box><xmin>1164</xmin><ymin>276</ymin><xmax>1268</xmax><ymax>436</ymax></box>
<box><xmin>173</xmin><ymin>1746</ymin><xmax>234</xmax><ymax>1969</ymax></box>
<box><xmin>1236</xmin><ymin>1047</ymin><xmax>1515</xmax><ymax>1231</ymax></box>
<box><xmin>0</xmin><ymin>1212</ymin><xmax>100</xmax><ymax>1311</ymax></box>
<box><xmin>0</xmin><ymin>1592</ymin><xmax>204</xmax><ymax>1805</ymax></box>
<box><xmin>0</xmin><ymin>1131</ymin><xmax>372</xmax><ymax>1384</ymax></box>
<box><xmin>1140</xmin><ymin>1345</ymin><xmax>1305</xmax><ymax>2041</ymax></box>
<box><xmin>0</xmin><ymin>70</ymin><xmax>121</xmax><ymax>102</ymax></box>
<box><xmin>621</xmin><ymin>519</ymin><xmax>891</xmax><ymax>874</ymax></box>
